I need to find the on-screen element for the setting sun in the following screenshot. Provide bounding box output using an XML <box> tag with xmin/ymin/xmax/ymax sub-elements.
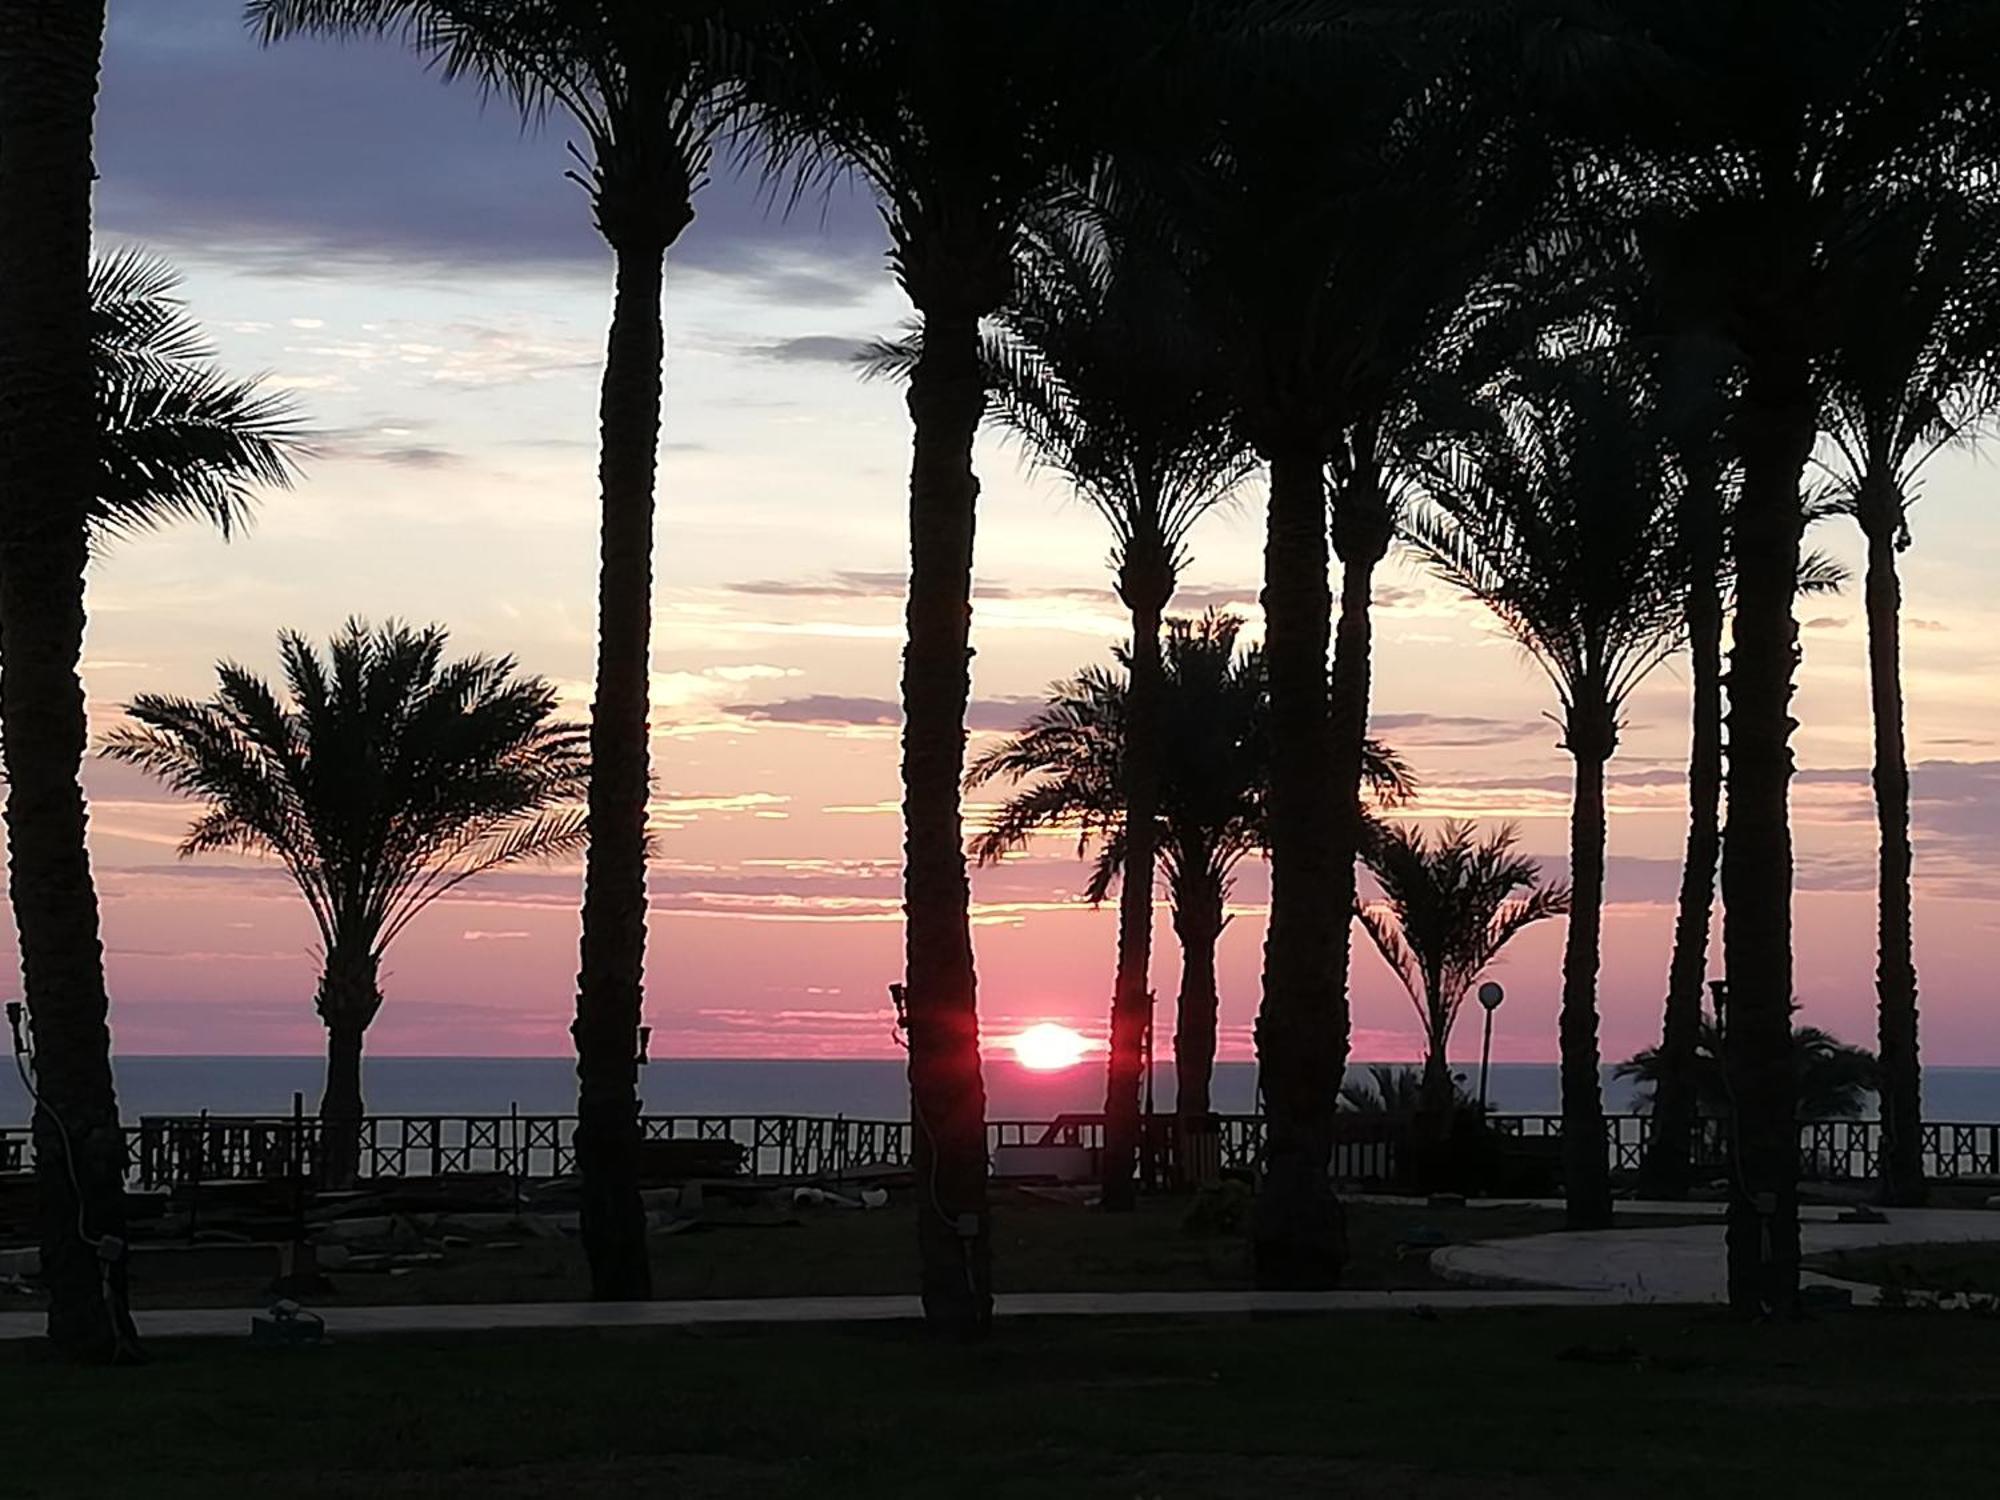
<box><xmin>1009</xmin><ymin>1023</ymin><xmax>1094</xmax><ymax>1072</ymax></box>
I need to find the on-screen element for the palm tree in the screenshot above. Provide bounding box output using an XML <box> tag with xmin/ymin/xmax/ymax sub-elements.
<box><xmin>0</xmin><ymin>0</ymin><xmax>126</xmax><ymax>1365</ymax></box>
<box><xmin>1570</xmin><ymin>0</ymin><xmax>2000</xmax><ymax>1316</ymax></box>
<box><xmin>1819</xmin><ymin>183</ymin><xmax>2000</xmax><ymax>1206</ymax></box>
<box><xmin>967</xmin><ymin>613</ymin><xmax>1413</xmax><ymax>1142</ymax></box>
<box><xmin>252</xmin><ymin>0</ymin><xmax>746</xmax><ymax>1301</ymax></box>
<box><xmin>743</xmin><ymin>0</ymin><xmax>1148</xmax><ymax>1332</ymax></box>
<box><xmin>1118</xmin><ymin>2</ymin><xmax>1543</xmax><ymax>1290</ymax></box>
<box><xmin>971</xmin><ymin>213</ymin><xmax>1249</xmax><ymax>1208</ymax></box>
<box><xmin>103</xmin><ymin>622</ymin><xmax>588</xmax><ymax>1184</ymax></box>
<box><xmin>2</xmin><ymin>15</ymin><xmax>299</xmax><ymax>1363</ymax></box>
<box><xmin>1356</xmin><ymin>821</ymin><xmax>1569</xmax><ymax>1120</ymax></box>
<box><xmin>1407</xmin><ymin>351</ymin><xmax>1682</xmax><ymax>1228</ymax></box>
<box><xmin>1619</xmin><ymin>1014</ymin><xmax>1880</xmax><ymax>1127</ymax></box>
<box><xmin>1338</xmin><ymin>1064</ymin><xmax>1478</xmax><ymax>1117</ymax></box>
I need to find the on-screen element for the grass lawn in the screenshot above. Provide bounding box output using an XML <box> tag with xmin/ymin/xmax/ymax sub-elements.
<box><xmin>113</xmin><ymin>1193</ymin><xmax>1692</xmax><ymax>1308</ymax></box>
<box><xmin>1806</xmin><ymin>1241</ymin><xmax>2000</xmax><ymax>1297</ymax></box>
<box><xmin>4</xmin><ymin>1309</ymin><xmax>1997</xmax><ymax>1498</ymax></box>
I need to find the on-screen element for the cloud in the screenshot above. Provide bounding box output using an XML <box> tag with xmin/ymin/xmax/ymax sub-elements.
<box><xmin>727</xmin><ymin>695</ymin><xmax>1040</xmax><ymax>732</ymax></box>
<box><xmin>1370</xmin><ymin>712</ymin><xmax>1553</xmax><ymax>749</ymax></box>
<box><xmin>95</xmin><ymin>2</ymin><xmax>892</xmax><ymax>302</ymax></box>
<box><xmin>727</xmin><ymin>570</ymin><xmax>909</xmax><ymax>600</ymax></box>
<box><xmin>749</xmin><ymin>335</ymin><xmax>876</xmax><ymax>365</ymax></box>
<box><xmin>1802</xmin><ymin>616</ymin><xmax>1849</xmax><ymax>631</ymax></box>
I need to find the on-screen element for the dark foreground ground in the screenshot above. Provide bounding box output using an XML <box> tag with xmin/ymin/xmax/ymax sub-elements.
<box><xmin>96</xmin><ymin>1193</ymin><xmax>1694</xmax><ymax>1308</ymax></box>
<box><xmin>4</xmin><ymin>1309</ymin><xmax>1996</xmax><ymax>1499</ymax></box>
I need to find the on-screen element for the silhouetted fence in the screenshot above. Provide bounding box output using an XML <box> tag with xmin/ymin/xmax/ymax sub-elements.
<box><xmin>4</xmin><ymin>1111</ymin><xmax>1993</xmax><ymax>1191</ymax></box>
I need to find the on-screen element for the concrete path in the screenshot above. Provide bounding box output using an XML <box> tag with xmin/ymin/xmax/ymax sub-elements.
<box><xmin>0</xmin><ymin>1287</ymin><xmax>1640</xmax><ymax>1343</ymax></box>
<box><xmin>1433</xmin><ymin>1206</ymin><xmax>2000</xmax><ymax>1302</ymax></box>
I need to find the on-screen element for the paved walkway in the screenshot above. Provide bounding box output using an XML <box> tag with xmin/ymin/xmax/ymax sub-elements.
<box><xmin>0</xmin><ymin>1287</ymin><xmax>1639</xmax><ymax>1343</ymax></box>
<box><xmin>1432</xmin><ymin>1205</ymin><xmax>2000</xmax><ymax>1302</ymax></box>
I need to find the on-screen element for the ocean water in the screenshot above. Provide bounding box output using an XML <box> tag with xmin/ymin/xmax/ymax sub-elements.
<box><xmin>7</xmin><ymin>1056</ymin><xmax>2000</xmax><ymax>1124</ymax></box>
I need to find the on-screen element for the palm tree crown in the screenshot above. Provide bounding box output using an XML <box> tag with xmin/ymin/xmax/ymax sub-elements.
<box><xmin>1408</xmin><ymin>351</ymin><xmax>1683</xmax><ymax>757</ymax></box>
<box><xmin>89</xmin><ymin>249</ymin><xmax>303</xmax><ymax>540</ymax></box>
<box><xmin>967</xmin><ymin>613</ymin><xmax>1412</xmax><ymax>902</ymax></box>
<box><xmin>104</xmin><ymin>620</ymin><xmax>589</xmax><ymax>964</ymax></box>
<box><xmin>250</xmin><ymin>1</ymin><xmax>742</xmax><ymax>248</ymax></box>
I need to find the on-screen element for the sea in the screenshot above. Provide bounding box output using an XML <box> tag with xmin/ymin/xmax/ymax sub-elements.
<box><xmin>7</xmin><ymin>1057</ymin><xmax>2000</xmax><ymax>1124</ymax></box>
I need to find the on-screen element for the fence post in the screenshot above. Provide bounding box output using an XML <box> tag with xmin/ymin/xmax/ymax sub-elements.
<box><xmin>510</xmin><ymin>1101</ymin><xmax>522</xmax><ymax>1216</ymax></box>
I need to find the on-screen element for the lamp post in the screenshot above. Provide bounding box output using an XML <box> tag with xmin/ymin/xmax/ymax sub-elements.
<box><xmin>1476</xmin><ymin>981</ymin><xmax>1505</xmax><ymax>1112</ymax></box>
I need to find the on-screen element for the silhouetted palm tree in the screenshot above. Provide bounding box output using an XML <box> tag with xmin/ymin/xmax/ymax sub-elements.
<box><xmin>1572</xmin><ymin>0</ymin><xmax>2000</xmax><ymax>1316</ymax></box>
<box><xmin>1820</xmin><ymin>182</ymin><xmax>2000</xmax><ymax>1206</ymax></box>
<box><xmin>252</xmin><ymin>0</ymin><xmax>745</xmax><ymax>1300</ymax></box>
<box><xmin>104</xmin><ymin>622</ymin><xmax>588</xmax><ymax>1184</ymax></box>
<box><xmin>973</xmin><ymin>213</ymin><xmax>1248</xmax><ymax>1207</ymax></box>
<box><xmin>1407</xmin><ymin>351</ymin><xmax>1682</xmax><ymax>1228</ymax></box>
<box><xmin>1619</xmin><ymin>1015</ymin><xmax>1880</xmax><ymax>1126</ymax></box>
<box><xmin>0</xmin><ymin>0</ymin><xmax>129</xmax><ymax>1365</ymax></box>
<box><xmin>1122</xmin><ymin>3</ymin><xmax>1544</xmax><ymax>1290</ymax></box>
<box><xmin>743</xmin><ymin>0</ymin><xmax>1146</xmax><ymax>1332</ymax></box>
<box><xmin>968</xmin><ymin>613</ymin><xmax>1412</xmax><ymax>1141</ymax></box>
<box><xmin>1357</xmin><ymin>821</ymin><xmax>1569</xmax><ymax>1119</ymax></box>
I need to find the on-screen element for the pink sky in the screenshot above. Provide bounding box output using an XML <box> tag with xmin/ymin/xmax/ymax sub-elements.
<box><xmin>11</xmin><ymin>3</ymin><xmax>2000</xmax><ymax>1069</ymax></box>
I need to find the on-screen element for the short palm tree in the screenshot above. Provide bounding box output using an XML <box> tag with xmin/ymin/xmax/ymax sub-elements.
<box><xmin>1619</xmin><ymin>1014</ymin><xmax>1880</xmax><ymax>1127</ymax></box>
<box><xmin>1357</xmin><ymin>821</ymin><xmax>1569</xmax><ymax>1119</ymax></box>
<box><xmin>252</xmin><ymin>0</ymin><xmax>746</xmax><ymax>1299</ymax></box>
<box><xmin>1819</xmin><ymin>182</ymin><xmax>2000</xmax><ymax>1206</ymax></box>
<box><xmin>1408</xmin><ymin>351</ymin><xmax>1681</xmax><ymax>1229</ymax></box>
<box><xmin>743</xmin><ymin>0</ymin><xmax>1149</xmax><ymax>1332</ymax></box>
<box><xmin>974</xmin><ymin>212</ymin><xmax>1249</xmax><ymax>1208</ymax></box>
<box><xmin>103</xmin><ymin>622</ymin><xmax>589</xmax><ymax>1185</ymax></box>
<box><xmin>969</xmin><ymin>613</ymin><xmax>1413</xmax><ymax>1141</ymax></box>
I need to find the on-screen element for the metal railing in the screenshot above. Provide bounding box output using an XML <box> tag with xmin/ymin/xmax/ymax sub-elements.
<box><xmin>3</xmin><ymin>1110</ymin><xmax>1990</xmax><ymax>1191</ymax></box>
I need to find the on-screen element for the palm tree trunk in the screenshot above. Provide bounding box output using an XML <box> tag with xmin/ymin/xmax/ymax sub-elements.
<box><xmin>0</xmin><ymin>0</ymin><xmax>135</xmax><ymax>1365</ymax></box>
<box><xmin>902</xmin><ymin>308</ymin><xmax>992</xmax><ymax>1336</ymax></box>
<box><xmin>1251</xmin><ymin>440</ymin><xmax>1346</xmax><ymax>1289</ymax></box>
<box><xmin>1329</xmin><ymin>487</ymin><xmax>1391</xmax><ymax>1045</ymax></box>
<box><xmin>1102</xmin><ymin>588</ymin><xmax>1165</xmax><ymax>1210</ymax></box>
<box><xmin>1721</xmin><ymin>361</ymin><xmax>1811</xmax><ymax>1317</ymax></box>
<box><xmin>1861</xmin><ymin>494</ymin><xmax>1923</xmax><ymax>1206</ymax></box>
<box><xmin>1171</xmin><ymin>872</ymin><xmax>1225</xmax><ymax>1130</ymax></box>
<box><xmin>314</xmin><ymin>945</ymin><xmax>381</xmax><ymax>1187</ymax></box>
<box><xmin>1642</xmin><ymin>493</ymin><xmax>1723</xmax><ymax>1200</ymax></box>
<box><xmin>574</xmin><ymin>235</ymin><xmax>667</xmax><ymax>1303</ymax></box>
<box><xmin>1560</xmin><ymin>733</ymin><xmax>1614</xmax><ymax>1230</ymax></box>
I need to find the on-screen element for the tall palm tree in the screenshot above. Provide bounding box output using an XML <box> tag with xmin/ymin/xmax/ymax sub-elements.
<box><xmin>2</xmin><ymin>15</ymin><xmax>298</xmax><ymax>1364</ymax></box>
<box><xmin>1571</xmin><ymin>0</ymin><xmax>2000</xmax><ymax>1316</ymax></box>
<box><xmin>744</xmin><ymin>0</ymin><xmax>1147</xmax><ymax>1332</ymax></box>
<box><xmin>1123</xmin><ymin>2</ymin><xmax>1542</xmax><ymax>1290</ymax></box>
<box><xmin>1357</xmin><ymin>820</ymin><xmax>1568</xmax><ymax>1116</ymax></box>
<box><xmin>967</xmin><ymin>613</ymin><xmax>1413</xmax><ymax>1141</ymax></box>
<box><xmin>1819</xmin><ymin>183</ymin><xmax>2000</xmax><ymax>1206</ymax></box>
<box><xmin>252</xmin><ymin>0</ymin><xmax>745</xmax><ymax>1300</ymax></box>
<box><xmin>1407</xmin><ymin>351</ymin><xmax>1682</xmax><ymax>1229</ymax></box>
<box><xmin>974</xmin><ymin>214</ymin><xmax>1249</xmax><ymax>1208</ymax></box>
<box><xmin>0</xmin><ymin>0</ymin><xmax>125</xmax><ymax>1365</ymax></box>
<box><xmin>104</xmin><ymin>622</ymin><xmax>589</xmax><ymax>1185</ymax></box>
